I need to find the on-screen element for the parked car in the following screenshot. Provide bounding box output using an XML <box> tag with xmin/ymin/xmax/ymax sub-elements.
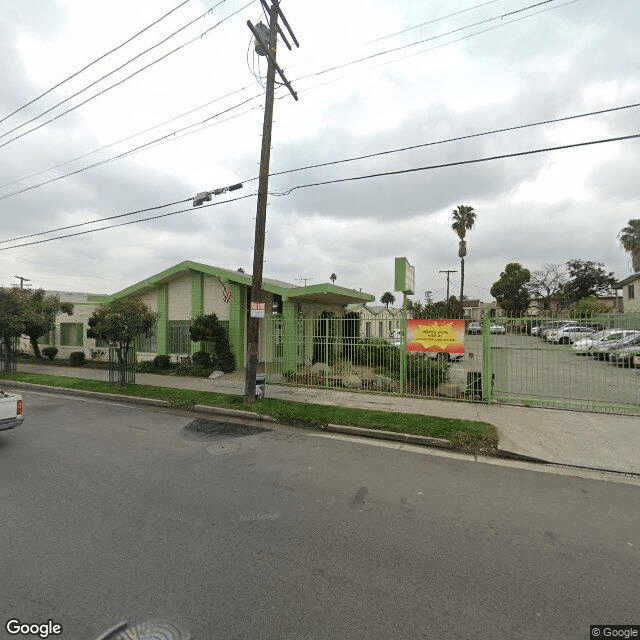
<box><xmin>590</xmin><ymin>332</ymin><xmax>640</xmax><ymax>360</ymax></box>
<box><xmin>609</xmin><ymin>345</ymin><xmax>640</xmax><ymax>368</ymax></box>
<box><xmin>467</xmin><ymin>322</ymin><xmax>481</xmax><ymax>335</ymax></box>
<box><xmin>572</xmin><ymin>329</ymin><xmax>640</xmax><ymax>355</ymax></box>
<box><xmin>540</xmin><ymin>320</ymin><xmax>574</xmax><ymax>340</ymax></box>
<box><xmin>423</xmin><ymin>350</ymin><xmax>465</xmax><ymax>362</ymax></box>
<box><xmin>0</xmin><ymin>389</ymin><xmax>24</xmax><ymax>432</ymax></box>
<box><xmin>490</xmin><ymin>322</ymin><xmax>506</xmax><ymax>334</ymax></box>
<box><xmin>546</xmin><ymin>325</ymin><xmax>596</xmax><ymax>345</ymax></box>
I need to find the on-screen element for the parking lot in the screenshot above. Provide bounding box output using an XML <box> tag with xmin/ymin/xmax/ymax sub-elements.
<box><xmin>463</xmin><ymin>333</ymin><xmax>640</xmax><ymax>414</ymax></box>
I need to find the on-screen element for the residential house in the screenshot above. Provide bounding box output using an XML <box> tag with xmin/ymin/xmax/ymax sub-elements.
<box><xmin>345</xmin><ymin>303</ymin><xmax>403</xmax><ymax>340</ymax></box>
<box><xmin>24</xmin><ymin>261</ymin><xmax>374</xmax><ymax>371</ymax></box>
<box><xmin>615</xmin><ymin>272</ymin><xmax>640</xmax><ymax>313</ymax></box>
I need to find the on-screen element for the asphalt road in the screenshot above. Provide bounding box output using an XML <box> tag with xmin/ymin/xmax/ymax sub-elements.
<box><xmin>2</xmin><ymin>391</ymin><xmax>639</xmax><ymax>640</ymax></box>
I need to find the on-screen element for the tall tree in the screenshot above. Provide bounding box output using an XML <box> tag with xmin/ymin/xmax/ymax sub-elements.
<box><xmin>450</xmin><ymin>204</ymin><xmax>477</xmax><ymax>304</ymax></box>
<box><xmin>87</xmin><ymin>297</ymin><xmax>156</xmax><ymax>384</ymax></box>
<box><xmin>329</xmin><ymin>273</ymin><xmax>337</xmax><ymax>284</ymax></box>
<box><xmin>617</xmin><ymin>219</ymin><xmax>640</xmax><ymax>272</ymax></box>
<box><xmin>564</xmin><ymin>259</ymin><xmax>616</xmax><ymax>303</ymax></box>
<box><xmin>0</xmin><ymin>288</ymin><xmax>30</xmax><ymax>368</ymax></box>
<box><xmin>22</xmin><ymin>289</ymin><xmax>74</xmax><ymax>358</ymax></box>
<box><xmin>490</xmin><ymin>263</ymin><xmax>531</xmax><ymax>316</ymax></box>
<box><xmin>529</xmin><ymin>264</ymin><xmax>567</xmax><ymax>313</ymax></box>
<box><xmin>380</xmin><ymin>292</ymin><xmax>396</xmax><ymax>308</ymax></box>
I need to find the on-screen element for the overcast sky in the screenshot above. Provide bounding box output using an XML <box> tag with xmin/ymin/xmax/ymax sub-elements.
<box><xmin>0</xmin><ymin>0</ymin><xmax>638</xmax><ymax>305</ymax></box>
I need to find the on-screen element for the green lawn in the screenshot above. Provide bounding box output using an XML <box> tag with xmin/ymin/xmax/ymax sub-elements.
<box><xmin>2</xmin><ymin>372</ymin><xmax>499</xmax><ymax>455</ymax></box>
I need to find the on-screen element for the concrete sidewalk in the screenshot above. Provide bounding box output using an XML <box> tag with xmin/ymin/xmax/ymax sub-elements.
<box><xmin>11</xmin><ymin>363</ymin><xmax>640</xmax><ymax>475</ymax></box>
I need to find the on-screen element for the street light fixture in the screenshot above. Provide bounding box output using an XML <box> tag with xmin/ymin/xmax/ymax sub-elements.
<box><xmin>192</xmin><ymin>182</ymin><xmax>243</xmax><ymax>207</ymax></box>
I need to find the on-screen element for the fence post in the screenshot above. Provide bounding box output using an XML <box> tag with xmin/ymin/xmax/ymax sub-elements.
<box><xmin>481</xmin><ymin>313</ymin><xmax>493</xmax><ymax>403</ymax></box>
<box><xmin>400</xmin><ymin>292</ymin><xmax>407</xmax><ymax>395</ymax></box>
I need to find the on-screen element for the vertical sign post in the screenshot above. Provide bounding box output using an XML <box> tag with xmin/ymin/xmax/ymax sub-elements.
<box><xmin>394</xmin><ymin>257</ymin><xmax>415</xmax><ymax>395</ymax></box>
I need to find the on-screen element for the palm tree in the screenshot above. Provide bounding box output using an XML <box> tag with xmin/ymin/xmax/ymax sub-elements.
<box><xmin>618</xmin><ymin>219</ymin><xmax>640</xmax><ymax>272</ymax></box>
<box><xmin>450</xmin><ymin>204</ymin><xmax>477</xmax><ymax>304</ymax></box>
<box><xmin>380</xmin><ymin>292</ymin><xmax>395</xmax><ymax>308</ymax></box>
<box><xmin>330</xmin><ymin>273</ymin><xmax>337</xmax><ymax>284</ymax></box>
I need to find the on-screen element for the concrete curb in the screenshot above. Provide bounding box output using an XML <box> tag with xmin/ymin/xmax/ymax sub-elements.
<box><xmin>4</xmin><ymin>379</ymin><xmax>493</xmax><ymax>456</ymax></box>
<box><xmin>323</xmin><ymin>423</ymin><xmax>453</xmax><ymax>449</ymax></box>
<box><xmin>193</xmin><ymin>404</ymin><xmax>278</xmax><ymax>423</ymax></box>
<box><xmin>0</xmin><ymin>379</ymin><xmax>171</xmax><ymax>408</ymax></box>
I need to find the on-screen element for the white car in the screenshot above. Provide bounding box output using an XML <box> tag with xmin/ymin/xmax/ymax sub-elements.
<box><xmin>590</xmin><ymin>332</ymin><xmax>640</xmax><ymax>360</ymax></box>
<box><xmin>546</xmin><ymin>325</ymin><xmax>596</xmax><ymax>345</ymax></box>
<box><xmin>572</xmin><ymin>329</ymin><xmax>640</xmax><ymax>354</ymax></box>
<box><xmin>489</xmin><ymin>323</ymin><xmax>505</xmax><ymax>334</ymax></box>
<box><xmin>0</xmin><ymin>390</ymin><xmax>24</xmax><ymax>431</ymax></box>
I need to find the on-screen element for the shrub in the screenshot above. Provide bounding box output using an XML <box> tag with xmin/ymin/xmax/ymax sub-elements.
<box><xmin>90</xmin><ymin>348</ymin><xmax>106</xmax><ymax>361</ymax></box>
<box><xmin>175</xmin><ymin>358</ymin><xmax>212</xmax><ymax>378</ymax></box>
<box><xmin>406</xmin><ymin>355</ymin><xmax>450</xmax><ymax>393</ymax></box>
<box><xmin>353</xmin><ymin>337</ymin><xmax>400</xmax><ymax>369</ymax></box>
<box><xmin>190</xmin><ymin>314</ymin><xmax>236</xmax><ymax>373</ymax></box>
<box><xmin>42</xmin><ymin>347</ymin><xmax>58</xmax><ymax>361</ymax></box>
<box><xmin>69</xmin><ymin>351</ymin><xmax>86</xmax><ymax>366</ymax></box>
<box><xmin>192</xmin><ymin>350</ymin><xmax>212</xmax><ymax>366</ymax></box>
<box><xmin>153</xmin><ymin>354</ymin><xmax>172</xmax><ymax>369</ymax></box>
<box><xmin>136</xmin><ymin>360</ymin><xmax>157</xmax><ymax>373</ymax></box>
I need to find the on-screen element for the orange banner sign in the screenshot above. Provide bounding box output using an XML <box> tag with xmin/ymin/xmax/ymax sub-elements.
<box><xmin>406</xmin><ymin>319</ymin><xmax>465</xmax><ymax>353</ymax></box>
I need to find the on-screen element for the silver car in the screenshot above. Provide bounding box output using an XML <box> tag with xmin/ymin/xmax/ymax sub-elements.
<box><xmin>590</xmin><ymin>332</ymin><xmax>640</xmax><ymax>360</ymax></box>
<box><xmin>572</xmin><ymin>329</ymin><xmax>639</xmax><ymax>354</ymax></box>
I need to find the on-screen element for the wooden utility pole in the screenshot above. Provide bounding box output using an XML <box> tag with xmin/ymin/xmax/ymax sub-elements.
<box><xmin>14</xmin><ymin>275</ymin><xmax>30</xmax><ymax>289</ymax></box>
<box><xmin>439</xmin><ymin>269</ymin><xmax>457</xmax><ymax>302</ymax></box>
<box><xmin>244</xmin><ymin>0</ymin><xmax>297</xmax><ymax>403</ymax></box>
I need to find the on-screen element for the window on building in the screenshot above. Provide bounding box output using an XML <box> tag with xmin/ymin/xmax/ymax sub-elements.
<box><xmin>169</xmin><ymin>320</ymin><xmax>191</xmax><ymax>354</ymax></box>
<box><xmin>378</xmin><ymin>321</ymin><xmax>383</xmax><ymax>336</ymax></box>
<box><xmin>365</xmin><ymin>322</ymin><xmax>371</xmax><ymax>337</ymax></box>
<box><xmin>60</xmin><ymin>323</ymin><xmax>84</xmax><ymax>347</ymax></box>
<box><xmin>389</xmin><ymin>321</ymin><xmax>393</xmax><ymax>333</ymax></box>
<box><xmin>138</xmin><ymin>322</ymin><xmax>157</xmax><ymax>353</ymax></box>
<box><xmin>629</xmin><ymin>284</ymin><xmax>635</xmax><ymax>300</ymax></box>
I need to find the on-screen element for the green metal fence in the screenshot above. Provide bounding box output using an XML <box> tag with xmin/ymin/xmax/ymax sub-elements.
<box><xmin>263</xmin><ymin>313</ymin><xmax>640</xmax><ymax>414</ymax></box>
<box><xmin>264</xmin><ymin>315</ymin><xmax>480</xmax><ymax>401</ymax></box>
<box><xmin>488</xmin><ymin>313</ymin><xmax>640</xmax><ymax>415</ymax></box>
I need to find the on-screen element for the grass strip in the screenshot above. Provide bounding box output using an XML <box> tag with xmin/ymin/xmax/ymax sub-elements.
<box><xmin>2</xmin><ymin>372</ymin><xmax>498</xmax><ymax>455</ymax></box>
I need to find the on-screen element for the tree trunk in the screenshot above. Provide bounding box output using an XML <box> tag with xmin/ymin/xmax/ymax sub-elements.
<box><xmin>29</xmin><ymin>335</ymin><xmax>41</xmax><ymax>359</ymax></box>
<box><xmin>459</xmin><ymin>256</ymin><xmax>465</xmax><ymax>314</ymax></box>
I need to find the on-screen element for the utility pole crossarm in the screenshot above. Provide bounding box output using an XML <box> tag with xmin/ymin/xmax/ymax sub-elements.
<box><xmin>247</xmin><ymin>20</ymin><xmax>298</xmax><ymax>101</ymax></box>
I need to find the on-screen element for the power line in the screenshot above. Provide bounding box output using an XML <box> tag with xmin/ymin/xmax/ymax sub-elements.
<box><xmin>290</xmin><ymin>0</ymin><xmax>573</xmax><ymax>85</ymax></box>
<box><xmin>366</xmin><ymin>0</ymin><xmax>505</xmax><ymax>44</ymax></box>
<box><xmin>252</xmin><ymin>101</ymin><xmax>640</xmax><ymax>182</ymax></box>
<box><xmin>0</xmin><ymin>0</ymin><xmax>586</xmax><ymax>203</ymax></box>
<box><xmin>2</xmin><ymin>132</ymin><xmax>637</xmax><ymax>251</ymax></box>
<box><xmin>0</xmin><ymin>95</ymin><xmax>261</xmax><ymax>201</ymax></box>
<box><xmin>0</xmin><ymin>0</ymin><xmax>256</xmax><ymax>151</ymax></box>
<box><xmin>0</xmin><ymin>0</ymin><xmax>193</xmax><ymax>126</ymax></box>
<box><xmin>268</xmin><ymin>132</ymin><xmax>640</xmax><ymax>195</ymax></box>
<box><xmin>0</xmin><ymin>83</ymin><xmax>256</xmax><ymax>191</ymax></box>
<box><xmin>0</xmin><ymin>0</ymin><xmax>229</xmax><ymax>141</ymax></box>
<box><xmin>0</xmin><ymin>197</ymin><xmax>192</xmax><ymax>244</ymax></box>
<box><xmin>0</xmin><ymin>192</ymin><xmax>256</xmax><ymax>251</ymax></box>
<box><xmin>0</xmin><ymin>0</ymin><xmax>580</xmax><ymax>195</ymax></box>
